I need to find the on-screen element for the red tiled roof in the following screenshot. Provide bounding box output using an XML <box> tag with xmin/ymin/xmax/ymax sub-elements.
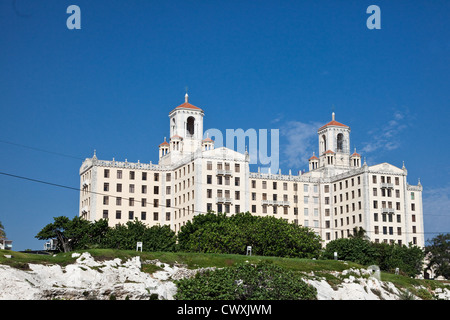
<box><xmin>175</xmin><ymin>102</ymin><xmax>203</xmax><ymax>111</ymax></box>
<box><xmin>309</xmin><ymin>155</ymin><xmax>318</xmax><ymax>160</ymax></box>
<box><xmin>351</xmin><ymin>151</ymin><xmax>361</xmax><ymax>157</ymax></box>
<box><xmin>318</xmin><ymin>120</ymin><xmax>349</xmax><ymax>131</ymax></box>
<box><xmin>171</xmin><ymin>135</ymin><xmax>183</xmax><ymax>140</ymax></box>
<box><xmin>159</xmin><ymin>141</ymin><xmax>169</xmax><ymax>146</ymax></box>
<box><xmin>324</xmin><ymin>150</ymin><xmax>335</xmax><ymax>154</ymax></box>
<box><xmin>202</xmin><ymin>137</ymin><xmax>213</xmax><ymax>142</ymax></box>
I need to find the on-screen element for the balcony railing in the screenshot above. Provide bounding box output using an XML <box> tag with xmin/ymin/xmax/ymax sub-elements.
<box><xmin>262</xmin><ymin>200</ymin><xmax>290</xmax><ymax>206</ymax></box>
<box><xmin>216</xmin><ymin>170</ymin><xmax>233</xmax><ymax>176</ymax></box>
<box><xmin>216</xmin><ymin>197</ymin><xmax>233</xmax><ymax>204</ymax></box>
<box><xmin>381</xmin><ymin>207</ymin><xmax>395</xmax><ymax>214</ymax></box>
<box><xmin>380</xmin><ymin>183</ymin><xmax>394</xmax><ymax>189</ymax></box>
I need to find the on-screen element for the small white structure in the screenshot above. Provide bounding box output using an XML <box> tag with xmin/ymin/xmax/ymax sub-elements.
<box><xmin>136</xmin><ymin>242</ymin><xmax>143</xmax><ymax>252</ymax></box>
<box><xmin>44</xmin><ymin>239</ymin><xmax>58</xmax><ymax>251</ymax></box>
<box><xmin>0</xmin><ymin>238</ymin><xmax>12</xmax><ymax>250</ymax></box>
<box><xmin>246</xmin><ymin>246</ymin><xmax>252</xmax><ymax>256</ymax></box>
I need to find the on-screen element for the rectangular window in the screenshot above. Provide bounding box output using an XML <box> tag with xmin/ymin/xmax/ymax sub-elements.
<box><xmin>104</xmin><ymin>169</ymin><xmax>110</xmax><ymax>178</ymax></box>
<box><xmin>128</xmin><ymin>211</ymin><xmax>134</xmax><ymax>220</ymax></box>
<box><xmin>117</xmin><ymin>170</ymin><xmax>122</xmax><ymax>179</ymax></box>
<box><xmin>141</xmin><ymin>212</ymin><xmax>146</xmax><ymax>220</ymax></box>
<box><xmin>116</xmin><ymin>183</ymin><xmax>122</xmax><ymax>192</ymax></box>
<box><xmin>130</xmin><ymin>171</ymin><xmax>135</xmax><ymax>180</ymax></box>
<box><xmin>115</xmin><ymin>210</ymin><xmax>121</xmax><ymax>219</ymax></box>
<box><xmin>102</xmin><ymin>210</ymin><xmax>108</xmax><ymax>219</ymax></box>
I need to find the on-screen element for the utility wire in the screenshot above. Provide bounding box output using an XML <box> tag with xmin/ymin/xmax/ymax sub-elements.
<box><xmin>0</xmin><ymin>170</ymin><xmax>447</xmax><ymax>236</ymax></box>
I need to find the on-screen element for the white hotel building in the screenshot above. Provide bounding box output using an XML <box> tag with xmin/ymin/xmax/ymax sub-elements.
<box><xmin>79</xmin><ymin>95</ymin><xmax>424</xmax><ymax>247</ymax></box>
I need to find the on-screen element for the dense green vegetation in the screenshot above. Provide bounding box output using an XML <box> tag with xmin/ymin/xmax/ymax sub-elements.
<box><xmin>178</xmin><ymin>212</ymin><xmax>322</xmax><ymax>258</ymax></box>
<box><xmin>174</xmin><ymin>262</ymin><xmax>317</xmax><ymax>300</ymax></box>
<box><xmin>33</xmin><ymin>213</ymin><xmax>438</xmax><ymax>279</ymax></box>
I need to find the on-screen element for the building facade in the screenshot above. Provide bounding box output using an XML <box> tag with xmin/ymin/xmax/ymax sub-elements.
<box><xmin>79</xmin><ymin>96</ymin><xmax>424</xmax><ymax>247</ymax></box>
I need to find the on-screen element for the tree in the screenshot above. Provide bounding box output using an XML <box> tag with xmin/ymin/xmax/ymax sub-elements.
<box><xmin>349</xmin><ymin>227</ymin><xmax>369</xmax><ymax>240</ymax></box>
<box><xmin>0</xmin><ymin>221</ymin><xmax>5</xmax><ymax>239</ymax></box>
<box><xmin>35</xmin><ymin>216</ymin><xmax>100</xmax><ymax>252</ymax></box>
<box><xmin>425</xmin><ymin>233</ymin><xmax>450</xmax><ymax>279</ymax></box>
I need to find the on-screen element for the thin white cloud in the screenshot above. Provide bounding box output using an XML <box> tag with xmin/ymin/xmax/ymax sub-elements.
<box><xmin>361</xmin><ymin>109</ymin><xmax>411</xmax><ymax>155</ymax></box>
<box><xmin>279</xmin><ymin>120</ymin><xmax>322</xmax><ymax>170</ymax></box>
<box><xmin>422</xmin><ymin>185</ymin><xmax>450</xmax><ymax>238</ymax></box>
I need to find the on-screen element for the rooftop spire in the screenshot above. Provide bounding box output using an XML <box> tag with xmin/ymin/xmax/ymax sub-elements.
<box><xmin>332</xmin><ymin>112</ymin><xmax>335</xmax><ymax>121</ymax></box>
<box><xmin>185</xmin><ymin>92</ymin><xmax>189</xmax><ymax>103</ymax></box>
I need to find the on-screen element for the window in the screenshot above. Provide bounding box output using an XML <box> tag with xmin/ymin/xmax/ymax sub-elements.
<box><xmin>129</xmin><ymin>198</ymin><xmax>134</xmax><ymax>206</ymax></box>
<box><xmin>411</xmin><ymin>203</ymin><xmax>415</xmax><ymax>211</ymax></box>
<box><xmin>116</xmin><ymin>197</ymin><xmax>121</xmax><ymax>205</ymax></box>
<box><xmin>117</xmin><ymin>170</ymin><xmax>122</xmax><ymax>179</ymax></box>
<box><xmin>252</xmin><ymin>205</ymin><xmax>256</xmax><ymax>213</ymax></box>
<box><xmin>273</xmin><ymin>182</ymin><xmax>277</xmax><ymax>190</ymax></box>
<box><xmin>129</xmin><ymin>184</ymin><xmax>135</xmax><ymax>193</ymax></box>
<box><xmin>304</xmin><ymin>184</ymin><xmax>309</xmax><ymax>192</ymax></box>
<box><xmin>142</xmin><ymin>172</ymin><xmax>147</xmax><ymax>181</ymax></box>
<box><xmin>235</xmin><ymin>177</ymin><xmax>240</xmax><ymax>186</ymax></box>
<box><xmin>252</xmin><ymin>180</ymin><xmax>256</xmax><ymax>188</ymax></box>
<box><xmin>141</xmin><ymin>198</ymin><xmax>146</xmax><ymax>207</ymax></box>
<box><xmin>411</xmin><ymin>192</ymin><xmax>415</xmax><ymax>200</ymax></box>
<box><xmin>116</xmin><ymin>183</ymin><xmax>122</xmax><ymax>192</ymax></box>
<box><xmin>141</xmin><ymin>212</ymin><xmax>147</xmax><ymax>220</ymax></box>
<box><xmin>103</xmin><ymin>183</ymin><xmax>109</xmax><ymax>191</ymax></box>
<box><xmin>103</xmin><ymin>196</ymin><xmax>109</xmax><ymax>205</ymax></box>
<box><xmin>235</xmin><ymin>163</ymin><xmax>240</xmax><ymax>172</ymax></box>
<box><xmin>154</xmin><ymin>186</ymin><xmax>159</xmax><ymax>194</ymax></box>
<box><xmin>130</xmin><ymin>171</ymin><xmax>135</xmax><ymax>180</ymax></box>
<box><xmin>103</xmin><ymin>210</ymin><xmax>108</xmax><ymax>219</ymax></box>
<box><xmin>207</xmin><ymin>175</ymin><xmax>212</xmax><ymax>184</ymax></box>
<box><xmin>153</xmin><ymin>212</ymin><xmax>159</xmax><ymax>221</ymax></box>
<box><xmin>154</xmin><ymin>173</ymin><xmax>159</xmax><ymax>181</ymax></box>
<box><xmin>337</xmin><ymin>133</ymin><xmax>344</xmax><ymax>152</ymax></box>
<box><xmin>128</xmin><ymin>211</ymin><xmax>134</xmax><ymax>220</ymax></box>
<box><xmin>116</xmin><ymin>210</ymin><xmax>121</xmax><ymax>219</ymax></box>
<box><xmin>207</xmin><ymin>189</ymin><xmax>212</xmax><ymax>198</ymax></box>
<box><xmin>207</xmin><ymin>161</ymin><xmax>212</xmax><ymax>170</ymax></box>
<box><xmin>104</xmin><ymin>169</ymin><xmax>110</xmax><ymax>178</ymax></box>
<box><xmin>262</xmin><ymin>181</ymin><xmax>267</xmax><ymax>189</ymax></box>
<box><xmin>142</xmin><ymin>185</ymin><xmax>147</xmax><ymax>194</ymax></box>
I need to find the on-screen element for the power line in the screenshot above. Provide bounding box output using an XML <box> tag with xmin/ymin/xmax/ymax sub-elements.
<box><xmin>0</xmin><ymin>170</ymin><xmax>448</xmax><ymax>236</ymax></box>
<box><xmin>0</xmin><ymin>138</ymin><xmax>84</xmax><ymax>160</ymax></box>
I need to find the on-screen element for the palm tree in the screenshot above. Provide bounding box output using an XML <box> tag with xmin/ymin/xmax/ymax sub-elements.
<box><xmin>349</xmin><ymin>227</ymin><xmax>369</xmax><ymax>240</ymax></box>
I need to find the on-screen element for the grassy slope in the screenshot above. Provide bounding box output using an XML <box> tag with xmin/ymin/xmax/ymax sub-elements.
<box><xmin>1</xmin><ymin>248</ymin><xmax>449</xmax><ymax>299</ymax></box>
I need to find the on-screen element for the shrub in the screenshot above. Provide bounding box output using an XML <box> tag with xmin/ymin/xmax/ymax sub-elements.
<box><xmin>177</xmin><ymin>212</ymin><xmax>322</xmax><ymax>258</ymax></box>
<box><xmin>322</xmin><ymin>238</ymin><xmax>379</xmax><ymax>265</ymax></box>
<box><xmin>174</xmin><ymin>262</ymin><xmax>317</xmax><ymax>300</ymax></box>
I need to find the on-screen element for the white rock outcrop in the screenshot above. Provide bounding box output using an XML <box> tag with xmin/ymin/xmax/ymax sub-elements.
<box><xmin>1</xmin><ymin>253</ymin><xmax>449</xmax><ymax>300</ymax></box>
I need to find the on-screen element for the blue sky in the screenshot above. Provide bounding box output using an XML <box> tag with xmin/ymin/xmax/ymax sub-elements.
<box><xmin>0</xmin><ymin>0</ymin><xmax>449</xmax><ymax>251</ymax></box>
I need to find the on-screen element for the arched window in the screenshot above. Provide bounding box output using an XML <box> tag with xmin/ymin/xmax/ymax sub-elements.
<box><xmin>322</xmin><ymin>135</ymin><xmax>327</xmax><ymax>152</ymax></box>
<box><xmin>186</xmin><ymin>117</ymin><xmax>195</xmax><ymax>137</ymax></box>
<box><xmin>337</xmin><ymin>133</ymin><xmax>344</xmax><ymax>152</ymax></box>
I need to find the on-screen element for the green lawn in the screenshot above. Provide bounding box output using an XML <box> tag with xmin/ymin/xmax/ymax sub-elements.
<box><xmin>1</xmin><ymin>248</ymin><xmax>449</xmax><ymax>298</ymax></box>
